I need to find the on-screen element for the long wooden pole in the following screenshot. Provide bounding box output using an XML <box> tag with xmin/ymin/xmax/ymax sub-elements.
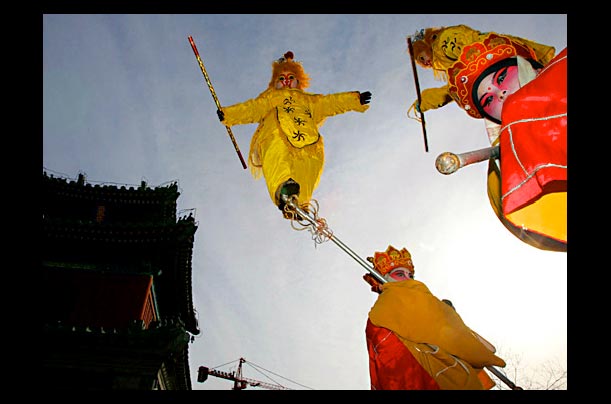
<box><xmin>407</xmin><ymin>37</ymin><xmax>429</xmax><ymax>153</ymax></box>
<box><xmin>188</xmin><ymin>36</ymin><xmax>247</xmax><ymax>170</ymax></box>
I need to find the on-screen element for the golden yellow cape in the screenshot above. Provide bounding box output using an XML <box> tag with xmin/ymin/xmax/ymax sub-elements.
<box><xmin>369</xmin><ymin>280</ymin><xmax>505</xmax><ymax>389</ymax></box>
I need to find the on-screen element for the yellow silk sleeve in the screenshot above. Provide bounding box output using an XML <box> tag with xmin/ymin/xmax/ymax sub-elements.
<box><xmin>416</xmin><ymin>85</ymin><xmax>454</xmax><ymax>112</ymax></box>
<box><xmin>221</xmin><ymin>94</ymin><xmax>271</xmax><ymax>126</ymax></box>
<box><xmin>309</xmin><ymin>91</ymin><xmax>369</xmax><ymax>124</ymax></box>
<box><xmin>507</xmin><ymin>36</ymin><xmax>555</xmax><ymax>66</ymax></box>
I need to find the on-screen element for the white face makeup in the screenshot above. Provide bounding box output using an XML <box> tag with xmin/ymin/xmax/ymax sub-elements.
<box><xmin>275</xmin><ymin>72</ymin><xmax>299</xmax><ymax>89</ymax></box>
<box><xmin>476</xmin><ymin>64</ymin><xmax>521</xmax><ymax>122</ymax></box>
<box><xmin>385</xmin><ymin>267</ymin><xmax>414</xmax><ymax>282</ymax></box>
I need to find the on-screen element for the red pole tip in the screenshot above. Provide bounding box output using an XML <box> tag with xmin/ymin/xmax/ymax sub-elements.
<box><xmin>189</xmin><ymin>37</ymin><xmax>199</xmax><ymax>55</ymax></box>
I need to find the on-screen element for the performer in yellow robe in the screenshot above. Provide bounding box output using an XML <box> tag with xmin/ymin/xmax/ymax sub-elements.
<box><xmin>217</xmin><ymin>51</ymin><xmax>371</xmax><ymax>218</ymax></box>
<box><xmin>407</xmin><ymin>24</ymin><xmax>555</xmax><ymax>115</ymax></box>
<box><xmin>364</xmin><ymin>245</ymin><xmax>505</xmax><ymax>390</ymax></box>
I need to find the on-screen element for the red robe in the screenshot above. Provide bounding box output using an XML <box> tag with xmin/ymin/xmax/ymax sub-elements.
<box><xmin>366</xmin><ymin>319</ymin><xmax>440</xmax><ymax>390</ymax></box>
<box><xmin>499</xmin><ymin>48</ymin><xmax>567</xmax><ymax>245</ymax></box>
<box><xmin>365</xmin><ymin>281</ymin><xmax>503</xmax><ymax>390</ymax></box>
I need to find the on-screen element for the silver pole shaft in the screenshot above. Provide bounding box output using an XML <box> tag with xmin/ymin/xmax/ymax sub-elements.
<box><xmin>485</xmin><ymin>365</ymin><xmax>522</xmax><ymax>390</ymax></box>
<box><xmin>283</xmin><ymin>196</ymin><xmax>387</xmax><ymax>284</ymax></box>
<box><xmin>435</xmin><ymin>145</ymin><xmax>500</xmax><ymax>175</ymax></box>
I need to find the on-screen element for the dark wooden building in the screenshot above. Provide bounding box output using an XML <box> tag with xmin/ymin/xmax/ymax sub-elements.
<box><xmin>42</xmin><ymin>171</ymin><xmax>200</xmax><ymax>390</ymax></box>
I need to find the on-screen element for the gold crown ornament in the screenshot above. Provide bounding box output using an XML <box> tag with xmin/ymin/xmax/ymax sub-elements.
<box><xmin>447</xmin><ymin>33</ymin><xmax>539</xmax><ymax>120</ymax></box>
<box><xmin>370</xmin><ymin>245</ymin><xmax>414</xmax><ymax>277</ymax></box>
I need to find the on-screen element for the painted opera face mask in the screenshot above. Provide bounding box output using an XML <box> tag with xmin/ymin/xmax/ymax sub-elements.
<box><xmin>275</xmin><ymin>71</ymin><xmax>299</xmax><ymax>89</ymax></box>
<box><xmin>475</xmin><ymin>60</ymin><xmax>521</xmax><ymax>123</ymax></box>
<box><xmin>385</xmin><ymin>267</ymin><xmax>415</xmax><ymax>282</ymax></box>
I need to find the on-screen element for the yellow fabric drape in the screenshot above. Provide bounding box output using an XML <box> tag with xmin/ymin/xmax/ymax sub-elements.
<box><xmin>487</xmin><ymin>159</ymin><xmax>567</xmax><ymax>252</ymax></box>
<box><xmin>431</xmin><ymin>24</ymin><xmax>555</xmax><ymax>74</ymax></box>
<box><xmin>369</xmin><ymin>280</ymin><xmax>505</xmax><ymax>389</ymax></box>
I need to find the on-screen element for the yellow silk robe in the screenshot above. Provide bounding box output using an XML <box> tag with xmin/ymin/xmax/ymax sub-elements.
<box><xmin>415</xmin><ymin>24</ymin><xmax>556</xmax><ymax>113</ymax></box>
<box><xmin>430</xmin><ymin>24</ymin><xmax>556</xmax><ymax>74</ymax></box>
<box><xmin>222</xmin><ymin>87</ymin><xmax>368</xmax><ymax>206</ymax></box>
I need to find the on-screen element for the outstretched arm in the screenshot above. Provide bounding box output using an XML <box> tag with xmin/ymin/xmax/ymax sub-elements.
<box><xmin>312</xmin><ymin>91</ymin><xmax>371</xmax><ymax>119</ymax></box>
<box><xmin>220</xmin><ymin>94</ymin><xmax>271</xmax><ymax>126</ymax></box>
<box><xmin>410</xmin><ymin>84</ymin><xmax>453</xmax><ymax>114</ymax></box>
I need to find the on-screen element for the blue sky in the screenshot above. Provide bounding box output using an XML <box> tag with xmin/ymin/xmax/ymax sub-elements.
<box><xmin>43</xmin><ymin>14</ymin><xmax>567</xmax><ymax>390</ymax></box>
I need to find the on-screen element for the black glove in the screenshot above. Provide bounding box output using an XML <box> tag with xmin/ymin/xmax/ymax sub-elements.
<box><xmin>359</xmin><ymin>91</ymin><xmax>372</xmax><ymax>105</ymax></box>
<box><xmin>217</xmin><ymin>109</ymin><xmax>225</xmax><ymax>122</ymax></box>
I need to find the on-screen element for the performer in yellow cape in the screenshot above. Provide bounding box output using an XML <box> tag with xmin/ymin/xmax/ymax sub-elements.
<box><xmin>407</xmin><ymin>24</ymin><xmax>556</xmax><ymax>118</ymax></box>
<box><xmin>445</xmin><ymin>34</ymin><xmax>567</xmax><ymax>251</ymax></box>
<box><xmin>363</xmin><ymin>245</ymin><xmax>505</xmax><ymax>390</ymax></box>
<box><xmin>217</xmin><ymin>51</ymin><xmax>371</xmax><ymax>218</ymax></box>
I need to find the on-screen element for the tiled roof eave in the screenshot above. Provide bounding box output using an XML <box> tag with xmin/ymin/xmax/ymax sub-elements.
<box><xmin>43</xmin><ymin>172</ymin><xmax>180</xmax><ymax>204</ymax></box>
<box><xmin>42</xmin><ymin>219</ymin><xmax>197</xmax><ymax>243</ymax></box>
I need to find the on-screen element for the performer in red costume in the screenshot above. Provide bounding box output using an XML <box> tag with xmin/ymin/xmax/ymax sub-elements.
<box><xmin>447</xmin><ymin>34</ymin><xmax>567</xmax><ymax>250</ymax></box>
<box><xmin>363</xmin><ymin>245</ymin><xmax>505</xmax><ymax>390</ymax></box>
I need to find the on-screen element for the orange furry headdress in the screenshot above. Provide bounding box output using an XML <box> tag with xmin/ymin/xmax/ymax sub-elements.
<box><xmin>409</xmin><ymin>27</ymin><xmax>444</xmax><ymax>69</ymax></box>
<box><xmin>268</xmin><ymin>51</ymin><xmax>310</xmax><ymax>90</ymax></box>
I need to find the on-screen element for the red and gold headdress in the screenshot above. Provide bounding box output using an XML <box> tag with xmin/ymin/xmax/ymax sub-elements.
<box><xmin>268</xmin><ymin>51</ymin><xmax>310</xmax><ymax>90</ymax></box>
<box><xmin>370</xmin><ymin>245</ymin><xmax>414</xmax><ymax>277</ymax></box>
<box><xmin>447</xmin><ymin>33</ymin><xmax>538</xmax><ymax>120</ymax></box>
